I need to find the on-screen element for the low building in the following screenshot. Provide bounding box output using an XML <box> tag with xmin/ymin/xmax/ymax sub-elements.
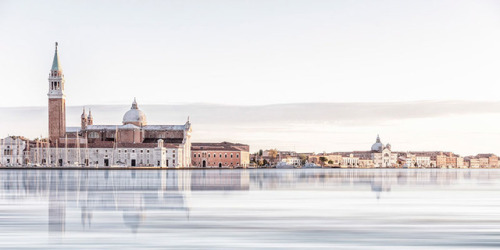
<box><xmin>466</xmin><ymin>157</ymin><xmax>481</xmax><ymax>168</ymax></box>
<box><xmin>280</xmin><ymin>155</ymin><xmax>301</xmax><ymax>166</ymax></box>
<box><xmin>358</xmin><ymin>159</ymin><xmax>374</xmax><ymax>168</ymax></box>
<box><xmin>0</xmin><ymin>136</ymin><xmax>29</xmax><ymax>166</ymax></box>
<box><xmin>416</xmin><ymin>156</ymin><xmax>431</xmax><ymax>168</ymax></box>
<box><xmin>476</xmin><ymin>154</ymin><xmax>499</xmax><ymax>168</ymax></box>
<box><xmin>342</xmin><ymin>154</ymin><xmax>359</xmax><ymax>168</ymax></box>
<box><xmin>308</xmin><ymin>154</ymin><xmax>342</xmax><ymax>167</ymax></box>
<box><xmin>191</xmin><ymin>142</ymin><xmax>250</xmax><ymax>168</ymax></box>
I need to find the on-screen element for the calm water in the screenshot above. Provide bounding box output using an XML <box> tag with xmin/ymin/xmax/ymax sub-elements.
<box><xmin>0</xmin><ymin>169</ymin><xmax>499</xmax><ymax>249</ymax></box>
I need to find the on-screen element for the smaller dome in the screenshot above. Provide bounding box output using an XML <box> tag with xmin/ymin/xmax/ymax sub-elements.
<box><xmin>122</xmin><ymin>98</ymin><xmax>147</xmax><ymax>126</ymax></box>
<box><xmin>371</xmin><ymin>135</ymin><xmax>383</xmax><ymax>152</ymax></box>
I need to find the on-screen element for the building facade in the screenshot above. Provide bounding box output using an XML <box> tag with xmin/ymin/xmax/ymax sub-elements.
<box><xmin>191</xmin><ymin>142</ymin><xmax>250</xmax><ymax>168</ymax></box>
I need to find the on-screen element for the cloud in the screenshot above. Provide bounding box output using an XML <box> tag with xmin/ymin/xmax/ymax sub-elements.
<box><xmin>2</xmin><ymin>101</ymin><xmax>499</xmax><ymax>130</ymax></box>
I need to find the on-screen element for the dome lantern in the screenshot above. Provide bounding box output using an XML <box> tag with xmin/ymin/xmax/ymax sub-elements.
<box><xmin>122</xmin><ymin>98</ymin><xmax>147</xmax><ymax>126</ymax></box>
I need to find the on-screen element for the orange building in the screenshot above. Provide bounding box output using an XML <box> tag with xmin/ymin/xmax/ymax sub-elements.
<box><xmin>191</xmin><ymin>142</ymin><xmax>250</xmax><ymax>168</ymax></box>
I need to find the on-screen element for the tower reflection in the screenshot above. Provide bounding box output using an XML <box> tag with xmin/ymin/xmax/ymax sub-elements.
<box><xmin>0</xmin><ymin>169</ymin><xmax>494</xmax><ymax>235</ymax></box>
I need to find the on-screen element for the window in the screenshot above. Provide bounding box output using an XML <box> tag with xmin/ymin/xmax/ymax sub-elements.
<box><xmin>220</xmin><ymin>154</ymin><xmax>222</xmax><ymax>158</ymax></box>
<box><xmin>237</xmin><ymin>154</ymin><xmax>239</xmax><ymax>158</ymax></box>
<box><xmin>141</xmin><ymin>150</ymin><xmax>144</xmax><ymax>153</ymax></box>
<box><xmin>89</xmin><ymin>132</ymin><xmax>99</xmax><ymax>138</ymax></box>
<box><xmin>231</xmin><ymin>154</ymin><xmax>233</xmax><ymax>158</ymax></box>
<box><xmin>208</xmin><ymin>154</ymin><xmax>211</xmax><ymax>157</ymax></box>
<box><xmin>225</xmin><ymin>154</ymin><xmax>227</xmax><ymax>158</ymax></box>
<box><xmin>147</xmin><ymin>150</ymin><xmax>150</xmax><ymax>153</ymax></box>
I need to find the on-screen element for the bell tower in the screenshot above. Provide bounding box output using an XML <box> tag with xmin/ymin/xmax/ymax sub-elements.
<box><xmin>48</xmin><ymin>42</ymin><xmax>66</xmax><ymax>145</ymax></box>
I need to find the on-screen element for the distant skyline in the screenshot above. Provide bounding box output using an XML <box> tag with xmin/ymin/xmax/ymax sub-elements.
<box><xmin>0</xmin><ymin>0</ymin><xmax>499</xmax><ymax>107</ymax></box>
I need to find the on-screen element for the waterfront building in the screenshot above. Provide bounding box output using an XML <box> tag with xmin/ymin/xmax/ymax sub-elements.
<box><xmin>191</xmin><ymin>142</ymin><xmax>250</xmax><ymax>168</ymax></box>
<box><xmin>341</xmin><ymin>154</ymin><xmax>359</xmax><ymax>168</ymax></box>
<box><xmin>466</xmin><ymin>157</ymin><xmax>481</xmax><ymax>168</ymax></box>
<box><xmin>416</xmin><ymin>156</ymin><xmax>431</xmax><ymax>168</ymax></box>
<box><xmin>369</xmin><ymin>135</ymin><xmax>398</xmax><ymax>168</ymax></box>
<box><xmin>399</xmin><ymin>153</ymin><xmax>416</xmax><ymax>168</ymax></box>
<box><xmin>0</xmin><ymin>136</ymin><xmax>28</xmax><ymax>166</ymax></box>
<box><xmin>280</xmin><ymin>155</ymin><xmax>301</xmax><ymax>166</ymax></box>
<box><xmin>476</xmin><ymin>154</ymin><xmax>499</xmax><ymax>168</ymax></box>
<box><xmin>308</xmin><ymin>153</ymin><xmax>342</xmax><ymax>167</ymax></box>
<box><xmin>358</xmin><ymin>159</ymin><xmax>374</xmax><ymax>168</ymax></box>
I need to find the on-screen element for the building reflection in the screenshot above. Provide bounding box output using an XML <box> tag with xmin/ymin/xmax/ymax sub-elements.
<box><xmin>0</xmin><ymin>169</ymin><xmax>497</xmax><ymax>234</ymax></box>
<box><xmin>248</xmin><ymin>169</ymin><xmax>497</xmax><ymax>199</ymax></box>
<box><xmin>0</xmin><ymin>169</ymin><xmax>250</xmax><ymax>234</ymax></box>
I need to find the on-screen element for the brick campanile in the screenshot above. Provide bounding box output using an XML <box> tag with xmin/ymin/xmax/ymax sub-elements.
<box><xmin>47</xmin><ymin>42</ymin><xmax>66</xmax><ymax>145</ymax></box>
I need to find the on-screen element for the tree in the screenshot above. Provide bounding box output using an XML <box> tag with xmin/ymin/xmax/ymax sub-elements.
<box><xmin>328</xmin><ymin>160</ymin><xmax>333</xmax><ymax>165</ymax></box>
<box><xmin>258</xmin><ymin>149</ymin><xmax>263</xmax><ymax>156</ymax></box>
<box><xmin>319</xmin><ymin>156</ymin><xmax>328</xmax><ymax>167</ymax></box>
<box><xmin>268</xmin><ymin>149</ymin><xmax>278</xmax><ymax>164</ymax></box>
<box><xmin>299</xmin><ymin>154</ymin><xmax>308</xmax><ymax>165</ymax></box>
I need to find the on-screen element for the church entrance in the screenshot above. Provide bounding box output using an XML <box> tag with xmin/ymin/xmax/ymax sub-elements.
<box><xmin>131</xmin><ymin>159</ymin><xmax>136</xmax><ymax>167</ymax></box>
<box><xmin>219</xmin><ymin>163</ymin><xmax>222</xmax><ymax>168</ymax></box>
<box><xmin>202</xmin><ymin>160</ymin><xmax>206</xmax><ymax>168</ymax></box>
<box><xmin>58</xmin><ymin>159</ymin><xmax>63</xmax><ymax>166</ymax></box>
<box><xmin>104</xmin><ymin>159</ymin><xmax>109</xmax><ymax>167</ymax></box>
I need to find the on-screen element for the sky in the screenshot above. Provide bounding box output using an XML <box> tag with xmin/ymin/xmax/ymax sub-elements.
<box><xmin>1</xmin><ymin>0</ymin><xmax>500</xmax><ymax>154</ymax></box>
<box><xmin>0</xmin><ymin>0</ymin><xmax>499</xmax><ymax>106</ymax></box>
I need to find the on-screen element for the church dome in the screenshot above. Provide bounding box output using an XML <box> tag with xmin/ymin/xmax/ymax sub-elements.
<box><xmin>371</xmin><ymin>135</ymin><xmax>383</xmax><ymax>152</ymax></box>
<box><xmin>122</xmin><ymin>98</ymin><xmax>147</xmax><ymax>126</ymax></box>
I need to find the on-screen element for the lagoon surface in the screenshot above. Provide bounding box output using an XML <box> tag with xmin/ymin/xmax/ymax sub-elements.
<box><xmin>0</xmin><ymin>169</ymin><xmax>499</xmax><ymax>249</ymax></box>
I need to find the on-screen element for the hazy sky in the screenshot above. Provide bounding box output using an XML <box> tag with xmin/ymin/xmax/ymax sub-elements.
<box><xmin>2</xmin><ymin>101</ymin><xmax>500</xmax><ymax>155</ymax></box>
<box><xmin>0</xmin><ymin>0</ymin><xmax>499</xmax><ymax>107</ymax></box>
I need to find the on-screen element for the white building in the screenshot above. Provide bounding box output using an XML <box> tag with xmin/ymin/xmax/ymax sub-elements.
<box><xmin>280</xmin><ymin>156</ymin><xmax>301</xmax><ymax>166</ymax></box>
<box><xmin>416</xmin><ymin>156</ymin><xmax>431</xmax><ymax>168</ymax></box>
<box><xmin>342</xmin><ymin>154</ymin><xmax>359</xmax><ymax>168</ymax></box>
<box><xmin>0</xmin><ymin>137</ymin><xmax>27</xmax><ymax>166</ymax></box>
<box><xmin>370</xmin><ymin>135</ymin><xmax>398</xmax><ymax>168</ymax></box>
<box><xmin>27</xmin><ymin>139</ymin><xmax>187</xmax><ymax>168</ymax></box>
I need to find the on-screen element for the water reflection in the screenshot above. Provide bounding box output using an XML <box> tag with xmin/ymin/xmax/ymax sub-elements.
<box><xmin>0</xmin><ymin>169</ymin><xmax>500</xmax><ymax>248</ymax></box>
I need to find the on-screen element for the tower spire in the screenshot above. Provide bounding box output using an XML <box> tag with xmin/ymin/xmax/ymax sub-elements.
<box><xmin>87</xmin><ymin>108</ymin><xmax>93</xmax><ymax>125</ymax></box>
<box><xmin>51</xmin><ymin>42</ymin><xmax>62</xmax><ymax>72</ymax></box>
